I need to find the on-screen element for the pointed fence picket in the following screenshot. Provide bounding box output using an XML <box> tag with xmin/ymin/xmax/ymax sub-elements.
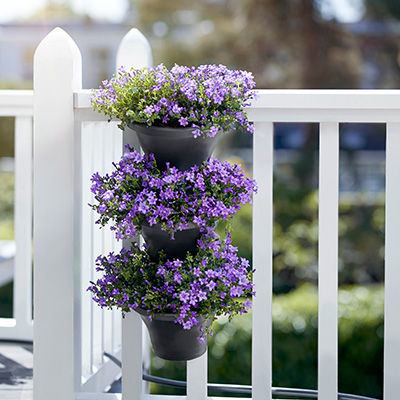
<box><xmin>1</xmin><ymin>25</ymin><xmax>400</xmax><ymax>400</ymax></box>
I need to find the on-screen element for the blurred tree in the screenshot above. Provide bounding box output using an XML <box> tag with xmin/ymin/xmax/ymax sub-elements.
<box><xmin>28</xmin><ymin>0</ymin><xmax>82</xmax><ymax>21</ymax></box>
<box><xmin>218</xmin><ymin>188</ymin><xmax>385</xmax><ymax>292</ymax></box>
<box><xmin>130</xmin><ymin>0</ymin><xmax>360</xmax><ymax>89</ymax></box>
<box><xmin>0</xmin><ymin>118</ymin><xmax>14</xmax><ymax>158</ymax></box>
<box><xmin>363</xmin><ymin>0</ymin><xmax>400</xmax><ymax>19</ymax></box>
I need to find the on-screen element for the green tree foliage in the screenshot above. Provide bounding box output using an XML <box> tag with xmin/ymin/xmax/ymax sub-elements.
<box><xmin>0</xmin><ymin>173</ymin><xmax>14</xmax><ymax>240</ymax></box>
<box><xmin>218</xmin><ymin>184</ymin><xmax>384</xmax><ymax>291</ymax></box>
<box><xmin>0</xmin><ymin>173</ymin><xmax>14</xmax><ymax>220</ymax></box>
<box><xmin>0</xmin><ymin>118</ymin><xmax>14</xmax><ymax>158</ymax></box>
<box><xmin>131</xmin><ymin>0</ymin><xmax>360</xmax><ymax>89</ymax></box>
<box><xmin>0</xmin><ymin>282</ymin><xmax>13</xmax><ymax>318</ymax></box>
<box><xmin>364</xmin><ymin>0</ymin><xmax>400</xmax><ymax>19</ymax></box>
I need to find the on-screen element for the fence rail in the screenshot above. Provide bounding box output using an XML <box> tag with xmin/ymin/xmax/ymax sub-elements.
<box><xmin>0</xmin><ymin>26</ymin><xmax>399</xmax><ymax>400</ymax></box>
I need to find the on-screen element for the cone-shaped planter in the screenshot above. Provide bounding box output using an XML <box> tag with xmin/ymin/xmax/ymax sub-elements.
<box><xmin>127</xmin><ymin>123</ymin><xmax>221</xmax><ymax>171</ymax></box>
<box><xmin>135</xmin><ymin>308</ymin><xmax>207</xmax><ymax>361</ymax></box>
<box><xmin>141</xmin><ymin>223</ymin><xmax>202</xmax><ymax>261</ymax></box>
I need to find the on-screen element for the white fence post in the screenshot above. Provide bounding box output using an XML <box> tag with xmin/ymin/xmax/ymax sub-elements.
<box><xmin>33</xmin><ymin>27</ymin><xmax>82</xmax><ymax>400</ymax></box>
<box><xmin>318</xmin><ymin>122</ymin><xmax>339</xmax><ymax>400</ymax></box>
<box><xmin>252</xmin><ymin>122</ymin><xmax>274</xmax><ymax>400</ymax></box>
<box><xmin>187</xmin><ymin>352</ymin><xmax>208</xmax><ymax>400</ymax></box>
<box><xmin>384</xmin><ymin>123</ymin><xmax>400</xmax><ymax>400</ymax></box>
<box><xmin>117</xmin><ymin>28</ymin><xmax>153</xmax><ymax>400</ymax></box>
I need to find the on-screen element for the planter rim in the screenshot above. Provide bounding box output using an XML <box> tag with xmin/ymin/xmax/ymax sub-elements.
<box><xmin>134</xmin><ymin>307</ymin><xmax>178</xmax><ymax>322</ymax></box>
<box><xmin>128</xmin><ymin>122</ymin><xmax>222</xmax><ymax>139</ymax></box>
<box><xmin>129</xmin><ymin>122</ymin><xmax>197</xmax><ymax>135</ymax></box>
<box><xmin>141</xmin><ymin>221</ymin><xmax>198</xmax><ymax>230</ymax></box>
<box><xmin>134</xmin><ymin>307</ymin><xmax>212</xmax><ymax>325</ymax></box>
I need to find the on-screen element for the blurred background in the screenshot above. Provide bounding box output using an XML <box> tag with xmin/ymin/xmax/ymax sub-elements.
<box><xmin>0</xmin><ymin>0</ymin><xmax>397</xmax><ymax>397</ymax></box>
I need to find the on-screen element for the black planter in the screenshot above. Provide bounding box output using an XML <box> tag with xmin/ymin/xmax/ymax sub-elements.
<box><xmin>127</xmin><ymin>123</ymin><xmax>221</xmax><ymax>171</ymax></box>
<box><xmin>135</xmin><ymin>308</ymin><xmax>207</xmax><ymax>361</ymax></box>
<box><xmin>141</xmin><ymin>223</ymin><xmax>202</xmax><ymax>261</ymax></box>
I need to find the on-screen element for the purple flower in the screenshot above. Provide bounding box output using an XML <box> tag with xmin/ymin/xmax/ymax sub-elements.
<box><xmin>179</xmin><ymin>117</ymin><xmax>189</xmax><ymax>127</ymax></box>
<box><xmin>179</xmin><ymin>291</ymin><xmax>190</xmax><ymax>303</ymax></box>
<box><xmin>244</xmin><ymin>298</ymin><xmax>252</xmax><ymax>310</ymax></box>
<box><xmin>89</xmin><ymin>150</ymin><xmax>257</xmax><ymax>241</ymax></box>
<box><xmin>102</xmin><ymin>190</ymin><xmax>114</xmax><ymax>201</ymax></box>
<box><xmin>144</xmin><ymin>105</ymin><xmax>155</xmax><ymax>115</ymax></box>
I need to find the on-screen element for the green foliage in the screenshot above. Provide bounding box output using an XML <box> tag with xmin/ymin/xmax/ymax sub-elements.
<box><xmin>0</xmin><ymin>282</ymin><xmax>13</xmax><ymax>318</ymax></box>
<box><xmin>220</xmin><ymin>185</ymin><xmax>385</xmax><ymax>291</ymax></box>
<box><xmin>338</xmin><ymin>196</ymin><xmax>385</xmax><ymax>283</ymax></box>
<box><xmin>0</xmin><ymin>220</ymin><xmax>14</xmax><ymax>240</ymax></box>
<box><xmin>0</xmin><ymin>115</ymin><xmax>15</xmax><ymax>240</ymax></box>
<box><xmin>0</xmin><ymin>172</ymin><xmax>14</xmax><ymax>239</ymax></box>
<box><xmin>273</xmin><ymin>284</ymin><xmax>384</xmax><ymax>398</ymax></box>
<box><xmin>0</xmin><ymin>173</ymin><xmax>14</xmax><ymax>220</ymax></box>
<box><xmin>208</xmin><ymin>312</ymin><xmax>252</xmax><ymax>395</ymax></box>
<box><xmin>133</xmin><ymin>0</ymin><xmax>360</xmax><ymax>89</ymax></box>
<box><xmin>364</xmin><ymin>0</ymin><xmax>400</xmax><ymax>19</ymax></box>
<box><xmin>216</xmin><ymin>202</ymin><xmax>253</xmax><ymax>262</ymax></box>
<box><xmin>150</xmin><ymin>284</ymin><xmax>384</xmax><ymax>399</ymax></box>
<box><xmin>0</xmin><ymin>117</ymin><xmax>14</xmax><ymax>158</ymax></box>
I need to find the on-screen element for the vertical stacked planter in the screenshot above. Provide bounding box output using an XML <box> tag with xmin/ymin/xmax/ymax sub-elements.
<box><xmin>125</xmin><ymin>123</ymin><xmax>222</xmax><ymax>360</ymax></box>
<box><xmin>88</xmin><ymin>64</ymin><xmax>257</xmax><ymax>361</ymax></box>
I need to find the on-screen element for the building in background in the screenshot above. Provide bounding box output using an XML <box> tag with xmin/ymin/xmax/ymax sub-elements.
<box><xmin>0</xmin><ymin>21</ymin><xmax>131</xmax><ymax>89</ymax></box>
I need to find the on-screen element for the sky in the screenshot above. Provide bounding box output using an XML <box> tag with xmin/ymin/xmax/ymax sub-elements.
<box><xmin>0</xmin><ymin>0</ymin><xmax>364</xmax><ymax>24</ymax></box>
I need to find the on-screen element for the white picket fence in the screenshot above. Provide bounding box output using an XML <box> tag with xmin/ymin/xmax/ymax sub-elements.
<box><xmin>0</xmin><ymin>26</ymin><xmax>400</xmax><ymax>400</ymax></box>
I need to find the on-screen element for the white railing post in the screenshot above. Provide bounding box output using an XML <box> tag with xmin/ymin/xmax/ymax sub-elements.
<box><xmin>252</xmin><ymin>121</ymin><xmax>274</xmax><ymax>400</ymax></box>
<box><xmin>117</xmin><ymin>28</ymin><xmax>153</xmax><ymax>400</ymax></box>
<box><xmin>318</xmin><ymin>122</ymin><xmax>339</xmax><ymax>400</ymax></box>
<box><xmin>33</xmin><ymin>27</ymin><xmax>82</xmax><ymax>400</ymax></box>
<box><xmin>384</xmin><ymin>123</ymin><xmax>400</xmax><ymax>400</ymax></box>
<box><xmin>187</xmin><ymin>353</ymin><xmax>208</xmax><ymax>400</ymax></box>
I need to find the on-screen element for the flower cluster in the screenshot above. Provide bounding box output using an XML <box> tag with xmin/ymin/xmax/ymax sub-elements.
<box><xmin>87</xmin><ymin>229</ymin><xmax>254</xmax><ymax>339</ymax></box>
<box><xmin>91</xmin><ymin>63</ymin><xmax>257</xmax><ymax>138</ymax></box>
<box><xmin>90</xmin><ymin>149</ymin><xmax>257</xmax><ymax>239</ymax></box>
